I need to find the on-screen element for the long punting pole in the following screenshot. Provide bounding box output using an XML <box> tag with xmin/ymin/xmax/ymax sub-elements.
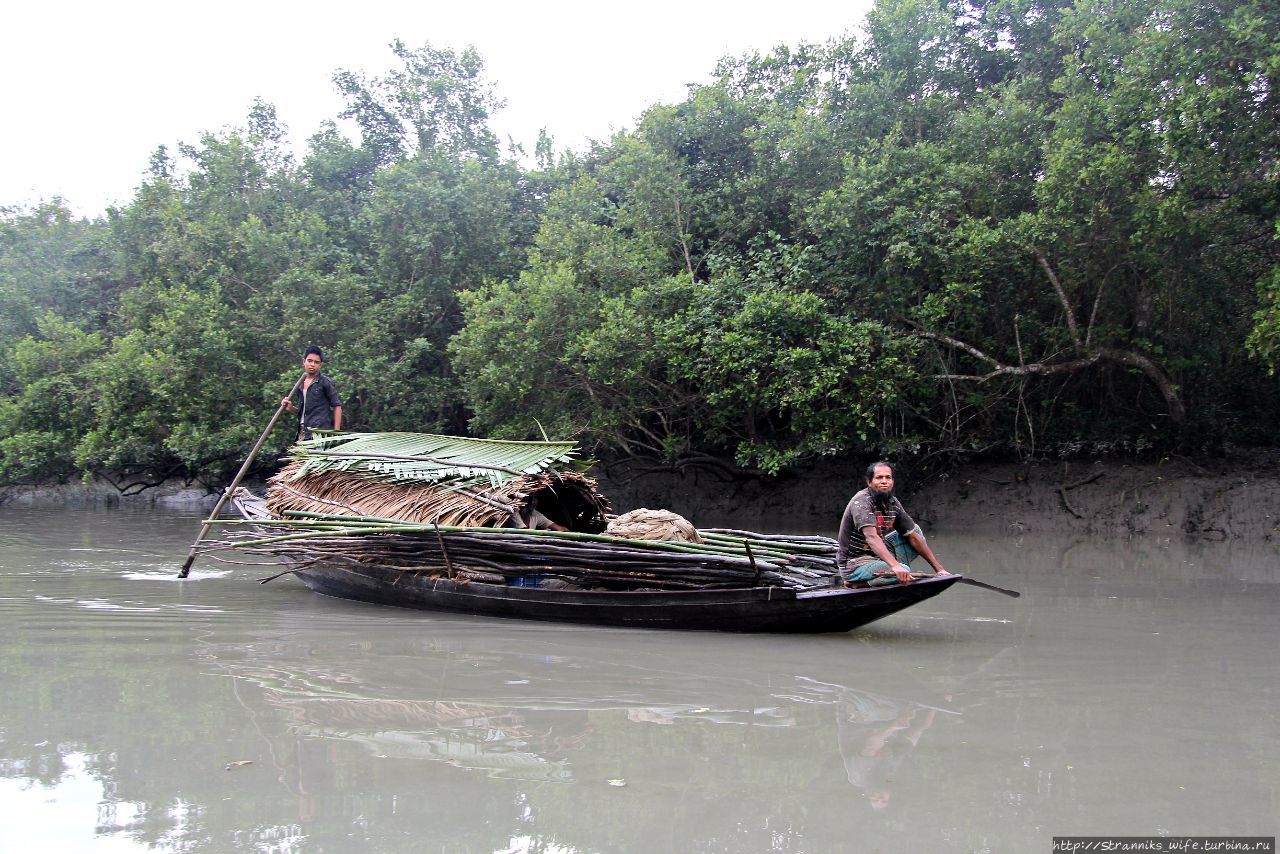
<box><xmin>177</xmin><ymin>373</ymin><xmax>306</xmax><ymax>578</ymax></box>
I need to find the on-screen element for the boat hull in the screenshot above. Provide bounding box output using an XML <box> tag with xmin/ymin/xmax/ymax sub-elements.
<box><xmin>290</xmin><ymin>562</ymin><xmax>961</xmax><ymax>633</ymax></box>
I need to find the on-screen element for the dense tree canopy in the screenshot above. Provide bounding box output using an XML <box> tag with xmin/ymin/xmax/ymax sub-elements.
<box><xmin>2</xmin><ymin>0</ymin><xmax>1278</xmax><ymax>488</ymax></box>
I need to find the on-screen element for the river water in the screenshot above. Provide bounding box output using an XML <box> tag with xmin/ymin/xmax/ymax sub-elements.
<box><xmin>0</xmin><ymin>506</ymin><xmax>1276</xmax><ymax>853</ymax></box>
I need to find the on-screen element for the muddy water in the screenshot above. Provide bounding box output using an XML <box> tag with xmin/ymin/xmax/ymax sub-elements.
<box><xmin>0</xmin><ymin>507</ymin><xmax>1276</xmax><ymax>853</ymax></box>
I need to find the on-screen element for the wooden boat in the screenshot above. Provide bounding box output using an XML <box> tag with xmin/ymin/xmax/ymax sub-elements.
<box><xmin>229</xmin><ymin>488</ymin><xmax>961</xmax><ymax>634</ymax></box>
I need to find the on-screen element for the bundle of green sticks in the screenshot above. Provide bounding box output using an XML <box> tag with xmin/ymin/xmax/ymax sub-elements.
<box><xmin>199</xmin><ymin>511</ymin><xmax>843</xmax><ymax>591</ymax></box>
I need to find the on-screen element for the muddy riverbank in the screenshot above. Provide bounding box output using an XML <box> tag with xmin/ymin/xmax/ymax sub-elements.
<box><xmin>4</xmin><ymin>450</ymin><xmax>1278</xmax><ymax>542</ymax></box>
<box><xmin>598</xmin><ymin>450</ymin><xmax>1280</xmax><ymax>541</ymax></box>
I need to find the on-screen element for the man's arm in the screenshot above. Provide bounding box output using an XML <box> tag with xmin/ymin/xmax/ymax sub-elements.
<box><xmin>905</xmin><ymin>529</ymin><xmax>948</xmax><ymax>575</ymax></box>
<box><xmin>862</xmin><ymin>526</ymin><xmax>913</xmax><ymax>584</ymax></box>
<box><xmin>835</xmin><ymin>503</ymin><xmax>855</xmax><ymax>567</ymax></box>
<box><xmin>323</xmin><ymin>376</ymin><xmax>343</xmax><ymax>430</ymax></box>
<box><xmin>525</xmin><ymin>506</ymin><xmax>567</xmax><ymax>531</ymax></box>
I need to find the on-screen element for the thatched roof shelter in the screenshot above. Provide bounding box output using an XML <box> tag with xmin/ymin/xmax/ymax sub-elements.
<box><xmin>265</xmin><ymin>431</ymin><xmax>611</xmax><ymax>532</ymax></box>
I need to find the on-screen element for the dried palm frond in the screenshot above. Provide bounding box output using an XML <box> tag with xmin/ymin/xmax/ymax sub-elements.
<box><xmin>266</xmin><ymin>431</ymin><xmax>609</xmax><ymax>529</ymax></box>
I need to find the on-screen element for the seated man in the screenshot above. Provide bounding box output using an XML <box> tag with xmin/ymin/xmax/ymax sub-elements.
<box><xmin>507</xmin><ymin>494</ymin><xmax>567</xmax><ymax>531</ymax></box>
<box><xmin>836</xmin><ymin>462</ymin><xmax>949</xmax><ymax>586</ymax></box>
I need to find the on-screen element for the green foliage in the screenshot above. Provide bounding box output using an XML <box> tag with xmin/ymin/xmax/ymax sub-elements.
<box><xmin>450</xmin><ymin>262</ymin><xmax>607</xmax><ymax>442</ymax></box>
<box><xmin>0</xmin><ymin>41</ymin><xmax>544</xmax><ymax>487</ymax></box>
<box><xmin>526</xmin><ymin>175</ymin><xmax>670</xmax><ymax>292</ymax></box>
<box><xmin>454</xmin><ymin>263</ymin><xmax>919</xmax><ymax>473</ymax></box>
<box><xmin>0</xmin><ymin>316</ymin><xmax>105</xmax><ymax>482</ymax></box>
<box><xmin>333</xmin><ymin>40</ymin><xmax>502</xmax><ymax>164</ymax></box>
<box><xmin>0</xmin><ymin>202</ymin><xmax>117</xmax><ymax>391</ymax></box>
<box><xmin>3</xmin><ymin>5</ymin><xmax>1280</xmax><ymax>489</ymax></box>
<box><xmin>75</xmin><ymin>282</ymin><xmax>263</xmax><ymax>476</ymax></box>
<box><xmin>1247</xmin><ymin>258</ymin><xmax>1280</xmax><ymax>374</ymax></box>
<box><xmin>598</xmin><ymin>274</ymin><xmax>918</xmax><ymax>473</ymax></box>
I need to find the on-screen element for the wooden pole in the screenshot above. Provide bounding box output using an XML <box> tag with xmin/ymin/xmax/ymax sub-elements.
<box><xmin>910</xmin><ymin>572</ymin><xmax>1021</xmax><ymax>598</ymax></box>
<box><xmin>954</xmin><ymin>576</ymin><xmax>1021</xmax><ymax>598</ymax></box>
<box><xmin>433</xmin><ymin>521</ymin><xmax>455</xmax><ymax>579</ymax></box>
<box><xmin>177</xmin><ymin>373</ymin><xmax>306</xmax><ymax>578</ymax></box>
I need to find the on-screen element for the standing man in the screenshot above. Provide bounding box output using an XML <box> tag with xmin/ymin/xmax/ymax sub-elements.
<box><xmin>836</xmin><ymin>461</ymin><xmax>949</xmax><ymax>586</ymax></box>
<box><xmin>282</xmin><ymin>346</ymin><xmax>342</xmax><ymax>440</ymax></box>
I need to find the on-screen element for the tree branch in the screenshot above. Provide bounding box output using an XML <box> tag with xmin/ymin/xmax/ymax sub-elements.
<box><xmin>673</xmin><ymin>195</ymin><xmax>696</xmax><ymax>279</ymax></box>
<box><xmin>917</xmin><ymin>330</ymin><xmax>1100</xmax><ymax>381</ymax></box>
<box><xmin>915</xmin><ymin>330</ymin><xmax>1000</xmax><ymax>368</ymax></box>
<box><xmin>1035</xmin><ymin>249</ymin><xmax>1083</xmax><ymax>355</ymax></box>
<box><xmin>1098</xmin><ymin>347</ymin><xmax>1186</xmax><ymax>424</ymax></box>
<box><xmin>917</xmin><ymin>332</ymin><xmax>1185</xmax><ymax>424</ymax></box>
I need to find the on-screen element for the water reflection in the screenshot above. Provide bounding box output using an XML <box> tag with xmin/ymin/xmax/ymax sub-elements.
<box><xmin>834</xmin><ymin>686</ymin><xmax>939</xmax><ymax>811</ymax></box>
<box><xmin>199</xmin><ymin>626</ymin><xmax>967</xmax><ymax>806</ymax></box>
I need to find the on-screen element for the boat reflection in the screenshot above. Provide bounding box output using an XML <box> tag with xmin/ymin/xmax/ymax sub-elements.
<box><xmin>202</xmin><ymin>628</ymin><xmax>965</xmax><ymax>804</ymax></box>
<box><xmin>264</xmin><ymin>692</ymin><xmax>582</xmax><ymax>783</ymax></box>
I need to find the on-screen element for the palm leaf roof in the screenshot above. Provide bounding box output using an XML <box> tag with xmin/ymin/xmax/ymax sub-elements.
<box><xmin>268</xmin><ymin>431</ymin><xmax>608</xmax><ymax>529</ymax></box>
<box><xmin>287</xmin><ymin>431</ymin><xmax>585</xmax><ymax>489</ymax></box>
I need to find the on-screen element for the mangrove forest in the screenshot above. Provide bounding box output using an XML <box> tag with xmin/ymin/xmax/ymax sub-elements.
<box><xmin>2</xmin><ymin>0</ymin><xmax>1278</xmax><ymax>492</ymax></box>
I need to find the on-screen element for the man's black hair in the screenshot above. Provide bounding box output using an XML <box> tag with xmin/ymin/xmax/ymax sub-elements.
<box><xmin>865</xmin><ymin>461</ymin><xmax>894</xmax><ymax>482</ymax></box>
<box><xmin>304</xmin><ymin>346</ymin><xmax>324</xmax><ymax>361</ymax></box>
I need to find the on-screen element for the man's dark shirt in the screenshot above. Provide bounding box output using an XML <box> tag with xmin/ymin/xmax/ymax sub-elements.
<box><xmin>835</xmin><ymin>488</ymin><xmax>915</xmax><ymax>568</ymax></box>
<box><xmin>291</xmin><ymin>373</ymin><xmax>342</xmax><ymax>436</ymax></box>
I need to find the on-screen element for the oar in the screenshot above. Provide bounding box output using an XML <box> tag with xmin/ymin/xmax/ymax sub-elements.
<box><xmin>847</xmin><ymin>566</ymin><xmax>1022</xmax><ymax>598</ymax></box>
<box><xmin>177</xmin><ymin>373</ymin><xmax>306</xmax><ymax>578</ymax></box>
<box><xmin>956</xmin><ymin>577</ymin><xmax>1020</xmax><ymax>598</ymax></box>
<box><xmin>916</xmin><ymin>573</ymin><xmax>1021</xmax><ymax>598</ymax></box>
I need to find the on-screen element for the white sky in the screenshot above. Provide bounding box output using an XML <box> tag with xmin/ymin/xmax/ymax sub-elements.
<box><xmin>1</xmin><ymin>1</ymin><xmax>873</xmax><ymax>218</ymax></box>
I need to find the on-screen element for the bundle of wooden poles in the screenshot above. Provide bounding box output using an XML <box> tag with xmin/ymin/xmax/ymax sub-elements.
<box><xmin>197</xmin><ymin>511</ymin><xmax>844</xmax><ymax>591</ymax></box>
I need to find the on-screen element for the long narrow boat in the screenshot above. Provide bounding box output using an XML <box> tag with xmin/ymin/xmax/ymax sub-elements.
<box><xmin>229</xmin><ymin>489</ymin><xmax>961</xmax><ymax>633</ymax></box>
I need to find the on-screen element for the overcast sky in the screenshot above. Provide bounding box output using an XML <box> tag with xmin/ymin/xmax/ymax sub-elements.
<box><xmin>1</xmin><ymin>1</ymin><xmax>874</xmax><ymax>218</ymax></box>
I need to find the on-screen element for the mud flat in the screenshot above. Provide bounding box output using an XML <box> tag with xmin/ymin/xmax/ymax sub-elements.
<box><xmin>597</xmin><ymin>450</ymin><xmax>1280</xmax><ymax>542</ymax></box>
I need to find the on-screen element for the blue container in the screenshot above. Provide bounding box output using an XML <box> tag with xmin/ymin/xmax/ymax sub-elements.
<box><xmin>510</xmin><ymin>576</ymin><xmax>544</xmax><ymax>588</ymax></box>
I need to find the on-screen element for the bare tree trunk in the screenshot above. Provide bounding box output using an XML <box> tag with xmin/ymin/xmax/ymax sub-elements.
<box><xmin>916</xmin><ymin>331</ymin><xmax>1185</xmax><ymax>425</ymax></box>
